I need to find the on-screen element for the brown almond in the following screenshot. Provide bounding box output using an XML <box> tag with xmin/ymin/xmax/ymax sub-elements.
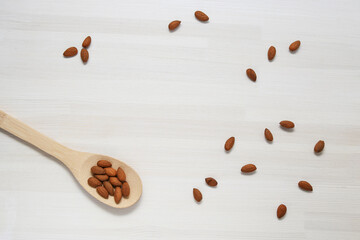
<box><xmin>193</xmin><ymin>188</ymin><xmax>202</xmax><ymax>202</ymax></box>
<box><xmin>289</xmin><ymin>40</ymin><xmax>301</xmax><ymax>52</ymax></box>
<box><xmin>122</xmin><ymin>181</ymin><xmax>130</xmax><ymax>197</ymax></box>
<box><xmin>63</xmin><ymin>47</ymin><xmax>78</xmax><ymax>57</ymax></box>
<box><xmin>82</xmin><ymin>36</ymin><xmax>91</xmax><ymax>48</ymax></box>
<box><xmin>314</xmin><ymin>140</ymin><xmax>325</xmax><ymax>153</ymax></box>
<box><xmin>195</xmin><ymin>11</ymin><xmax>209</xmax><ymax>22</ymax></box>
<box><xmin>241</xmin><ymin>164</ymin><xmax>257</xmax><ymax>173</ymax></box>
<box><xmin>81</xmin><ymin>48</ymin><xmax>89</xmax><ymax>63</ymax></box>
<box><xmin>109</xmin><ymin>177</ymin><xmax>122</xmax><ymax>187</ymax></box>
<box><xmin>168</xmin><ymin>20</ymin><xmax>181</xmax><ymax>31</ymax></box>
<box><xmin>97</xmin><ymin>160</ymin><xmax>112</xmax><ymax>168</ymax></box>
<box><xmin>96</xmin><ymin>186</ymin><xmax>109</xmax><ymax>199</ymax></box>
<box><xmin>91</xmin><ymin>166</ymin><xmax>105</xmax><ymax>175</ymax></box>
<box><xmin>87</xmin><ymin>177</ymin><xmax>102</xmax><ymax>188</ymax></box>
<box><xmin>224</xmin><ymin>137</ymin><xmax>235</xmax><ymax>151</ymax></box>
<box><xmin>103</xmin><ymin>181</ymin><xmax>114</xmax><ymax>196</ymax></box>
<box><xmin>105</xmin><ymin>167</ymin><xmax>117</xmax><ymax>177</ymax></box>
<box><xmin>277</xmin><ymin>204</ymin><xmax>287</xmax><ymax>219</ymax></box>
<box><xmin>94</xmin><ymin>174</ymin><xmax>109</xmax><ymax>182</ymax></box>
<box><xmin>280</xmin><ymin>120</ymin><xmax>295</xmax><ymax>129</ymax></box>
<box><xmin>246</xmin><ymin>68</ymin><xmax>257</xmax><ymax>82</ymax></box>
<box><xmin>264</xmin><ymin>128</ymin><xmax>273</xmax><ymax>141</ymax></box>
<box><xmin>114</xmin><ymin>187</ymin><xmax>122</xmax><ymax>204</ymax></box>
<box><xmin>268</xmin><ymin>46</ymin><xmax>276</xmax><ymax>61</ymax></box>
<box><xmin>298</xmin><ymin>181</ymin><xmax>313</xmax><ymax>191</ymax></box>
<box><xmin>205</xmin><ymin>177</ymin><xmax>218</xmax><ymax>187</ymax></box>
<box><xmin>117</xmin><ymin>167</ymin><xmax>126</xmax><ymax>182</ymax></box>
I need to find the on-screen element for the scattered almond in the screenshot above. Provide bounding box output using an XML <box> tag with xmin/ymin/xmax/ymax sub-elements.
<box><xmin>264</xmin><ymin>128</ymin><xmax>273</xmax><ymax>141</ymax></box>
<box><xmin>94</xmin><ymin>174</ymin><xmax>109</xmax><ymax>182</ymax></box>
<box><xmin>114</xmin><ymin>186</ymin><xmax>122</xmax><ymax>204</ymax></box>
<box><xmin>225</xmin><ymin>137</ymin><xmax>235</xmax><ymax>151</ymax></box>
<box><xmin>268</xmin><ymin>46</ymin><xmax>276</xmax><ymax>61</ymax></box>
<box><xmin>97</xmin><ymin>160</ymin><xmax>112</xmax><ymax>168</ymax></box>
<box><xmin>81</xmin><ymin>48</ymin><xmax>89</xmax><ymax>63</ymax></box>
<box><xmin>109</xmin><ymin>177</ymin><xmax>122</xmax><ymax>187</ymax></box>
<box><xmin>105</xmin><ymin>167</ymin><xmax>117</xmax><ymax>177</ymax></box>
<box><xmin>122</xmin><ymin>181</ymin><xmax>130</xmax><ymax>197</ymax></box>
<box><xmin>82</xmin><ymin>36</ymin><xmax>91</xmax><ymax>48</ymax></box>
<box><xmin>277</xmin><ymin>204</ymin><xmax>287</xmax><ymax>219</ymax></box>
<box><xmin>88</xmin><ymin>177</ymin><xmax>102</xmax><ymax>188</ymax></box>
<box><xmin>289</xmin><ymin>40</ymin><xmax>301</xmax><ymax>52</ymax></box>
<box><xmin>96</xmin><ymin>186</ymin><xmax>109</xmax><ymax>199</ymax></box>
<box><xmin>241</xmin><ymin>164</ymin><xmax>257</xmax><ymax>173</ymax></box>
<box><xmin>246</xmin><ymin>68</ymin><xmax>257</xmax><ymax>82</ymax></box>
<box><xmin>168</xmin><ymin>20</ymin><xmax>181</xmax><ymax>31</ymax></box>
<box><xmin>117</xmin><ymin>167</ymin><xmax>126</xmax><ymax>182</ymax></box>
<box><xmin>91</xmin><ymin>166</ymin><xmax>105</xmax><ymax>175</ymax></box>
<box><xmin>279</xmin><ymin>120</ymin><xmax>295</xmax><ymax>129</ymax></box>
<box><xmin>193</xmin><ymin>188</ymin><xmax>202</xmax><ymax>202</ymax></box>
<box><xmin>314</xmin><ymin>140</ymin><xmax>325</xmax><ymax>153</ymax></box>
<box><xmin>205</xmin><ymin>177</ymin><xmax>218</xmax><ymax>187</ymax></box>
<box><xmin>103</xmin><ymin>181</ymin><xmax>114</xmax><ymax>196</ymax></box>
<box><xmin>63</xmin><ymin>47</ymin><xmax>78</xmax><ymax>57</ymax></box>
<box><xmin>298</xmin><ymin>181</ymin><xmax>313</xmax><ymax>191</ymax></box>
<box><xmin>195</xmin><ymin>11</ymin><xmax>209</xmax><ymax>22</ymax></box>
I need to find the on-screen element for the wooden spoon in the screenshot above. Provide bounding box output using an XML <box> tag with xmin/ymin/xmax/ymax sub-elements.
<box><xmin>0</xmin><ymin>110</ymin><xmax>142</xmax><ymax>208</ymax></box>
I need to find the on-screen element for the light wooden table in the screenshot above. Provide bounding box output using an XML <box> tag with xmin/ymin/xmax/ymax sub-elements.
<box><xmin>0</xmin><ymin>0</ymin><xmax>359</xmax><ymax>239</ymax></box>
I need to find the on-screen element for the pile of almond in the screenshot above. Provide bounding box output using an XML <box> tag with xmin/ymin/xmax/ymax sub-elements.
<box><xmin>88</xmin><ymin>160</ymin><xmax>130</xmax><ymax>204</ymax></box>
<box><xmin>63</xmin><ymin>36</ymin><xmax>91</xmax><ymax>64</ymax></box>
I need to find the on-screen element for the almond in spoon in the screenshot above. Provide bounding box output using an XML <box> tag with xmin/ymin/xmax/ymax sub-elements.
<box><xmin>114</xmin><ymin>186</ymin><xmax>122</xmax><ymax>204</ymax></box>
<box><xmin>94</xmin><ymin>174</ymin><xmax>109</xmax><ymax>182</ymax></box>
<box><xmin>96</xmin><ymin>186</ymin><xmax>109</xmax><ymax>199</ymax></box>
<box><xmin>88</xmin><ymin>177</ymin><xmax>102</xmax><ymax>188</ymax></box>
<box><xmin>91</xmin><ymin>166</ymin><xmax>105</xmax><ymax>175</ymax></box>
<box><xmin>109</xmin><ymin>177</ymin><xmax>122</xmax><ymax>187</ymax></box>
<box><xmin>103</xmin><ymin>181</ymin><xmax>114</xmax><ymax>196</ymax></box>
<box><xmin>97</xmin><ymin>160</ymin><xmax>112</xmax><ymax>168</ymax></box>
<box><xmin>105</xmin><ymin>167</ymin><xmax>117</xmax><ymax>177</ymax></box>
<box><xmin>122</xmin><ymin>181</ymin><xmax>130</xmax><ymax>197</ymax></box>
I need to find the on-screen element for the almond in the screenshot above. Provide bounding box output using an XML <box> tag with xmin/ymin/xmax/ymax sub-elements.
<box><xmin>264</xmin><ymin>128</ymin><xmax>273</xmax><ymax>141</ymax></box>
<box><xmin>168</xmin><ymin>20</ymin><xmax>181</xmax><ymax>31</ymax></box>
<box><xmin>109</xmin><ymin>177</ymin><xmax>122</xmax><ymax>187</ymax></box>
<box><xmin>279</xmin><ymin>120</ymin><xmax>295</xmax><ymax>129</ymax></box>
<box><xmin>268</xmin><ymin>46</ymin><xmax>276</xmax><ymax>61</ymax></box>
<box><xmin>82</xmin><ymin>36</ymin><xmax>91</xmax><ymax>48</ymax></box>
<box><xmin>94</xmin><ymin>174</ymin><xmax>109</xmax><ymax>182</ymax></box>
<box><xmin>117</xmin><ymin>167</ymin><xmax>126</xmax><ymax>182</ymax></box>
<box><xmin>195</xmin><ymin>11</ymin><xmax>209</xmax><ymax>22</ymax></box>
<box><xmin>246</xmin><ymin>68</ymin><xmax>257</xmax><ymax>82</ymax></box>
<box><xmin>97</xmin><ymin>160</ymin><xmax>112</xmax><ymax>168</ymax></box>
<box><xmin>205</xmin><ymin>177</ymin><xmax>218</xmax><ymax>187</ymax></box>
<box><xmin>103</xmin><ymin>181</ymin><xmax>114</xmax><ymax>196</ymax></box>
<box><xmin>96</xmin><ymin>186</ymin><xmax>109</xmax><ymax>199</ymax></box>
<box><xmin>193</xmin><ymin>188</ymin><xmax>202</xmax><ymax>202</ymax></box>
<box><xmin>122</xmin><ymin>181</ymin><xmax>130</xmax><ymax>197</ymax></box>
<box><xmin>81</xmin><ymin>48</ymin><xmax>89</xmax><ymax>63</ymax></box>
<box><xmin>241</xmin><ymin>164</ymin><xmax>257</xmax><ymax>173</ymax></box>
<box><xmin>289</xmin><ymin>40</ymin><xmax>301</xmax><ymax>52</ymax></box>
<box><xmin>87</xmin><ymin>177</ymin><xmax>102</xmax><ymax>188</ymax></box>
<box><xmin>63</xmin><ymin>47</ymin><xmax>78</xmax><ymax>57</ymax></box>
<box><xmin>224</xmin><ymin>137</ymin><xmax>235</xmax><ymax>151</ymax></box>
<box><xmin>277</xmin><ymin>204</ymin><xmax>287</xmax><ymax>219</ymax></box>
<box><xmin>314</xmin><ymin>140</ymin><xmax>325</xmax><ymax>153</ymax></box>
<box><xmin>105</xmin><ymin>167</ymin><xmax>117</xmax><ymax>177</ymax></box>
<box><xmin>91</xmin><ymin>166</ymin><xmax>105</xmax><ymax>175</ymax></box>
<box><xmin>114</xmin><ymin>186</ymin><xmax>122</xmax><ymax>204</ymax></box>
<box><xmin>298</xmin><ymin>181</ymin><xmax>313</xmax><ymax>191</ymax></box>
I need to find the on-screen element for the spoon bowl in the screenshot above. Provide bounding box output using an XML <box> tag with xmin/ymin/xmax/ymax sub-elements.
<box><xmin>0</xmin><ymin>110</ymin><xmax>142</xmax><ymax>208</ymax></box>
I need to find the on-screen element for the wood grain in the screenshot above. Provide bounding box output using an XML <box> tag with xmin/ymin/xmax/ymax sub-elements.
<box><xmin>0</xmin><ymin>0</ymin><xmax>360</xmax><ymax>239</ymax></box>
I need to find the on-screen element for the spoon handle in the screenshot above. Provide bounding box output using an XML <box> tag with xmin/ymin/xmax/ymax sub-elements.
<box><xmin>0</xmin><ymin>110</ymin><xmax>74</xmax><ymax>166</ymax></box>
